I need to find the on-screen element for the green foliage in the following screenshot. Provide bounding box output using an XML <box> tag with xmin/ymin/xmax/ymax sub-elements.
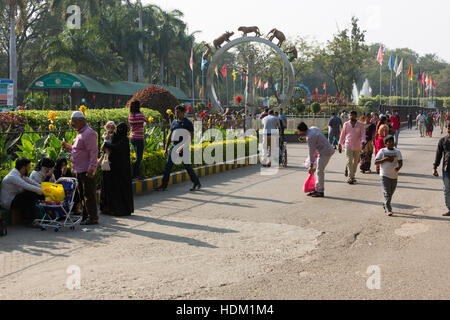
<box><xmin>311</xmin><ymin>102</ymin><xmax>321</xmax><ymax>114</ymax></box>
<box><xmin>15</xmin><ymin>108</ymin><xmax>162</xmax><ymax>130</ymax></box>
<box><xmin>0</xmin><ymin>127</ymin><xmax>21</xmax><ymax>170</ymax></box>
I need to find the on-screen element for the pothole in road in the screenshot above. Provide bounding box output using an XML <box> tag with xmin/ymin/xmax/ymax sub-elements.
<box><xmin>394</xmin><ymin>223</ymin><xmax>430</xmax><ymax>237</ymax></box>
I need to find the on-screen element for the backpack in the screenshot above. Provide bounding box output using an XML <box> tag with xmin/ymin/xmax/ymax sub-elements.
<box><xmin>0</xmin><ymin>218</ymin><xmax>7</xmax><ymax>237</ymax></box>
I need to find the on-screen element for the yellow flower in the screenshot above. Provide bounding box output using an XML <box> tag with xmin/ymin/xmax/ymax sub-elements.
<box><xmin>49</xmin><ymin>124</ymin><xmax>55</xmax><ymax>131</ymax></box>
<box><xmin>48</xmin><ymin>111</ymin><xmax>58</xmax><ymax>122</ymax></box>
<box><xmin>79</xmin><ymin>105</ymin><xmax>87</xmax><ymax>116</ymax></box>
<box><xmin>148</xmin><ymin>116</ymin><xmax>154</xmax><ymax>123</ymax></box>
<box><xmin>166</xmin><ymin>109</ymin><xmax>173</xmax><ymax>115</ymax></box>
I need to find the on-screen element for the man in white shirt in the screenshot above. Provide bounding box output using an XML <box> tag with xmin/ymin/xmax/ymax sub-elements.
<box><xmin>0</xmin><ymin>158</ymin><xmax>43</xmax><ymax>227</ymax></box>
<box><xmin>261</xmin><ymin>110</ymin><xmax>280</xmax><ymax>167</ymax></box>
<box><xmin>416</xmin><ymin>112</ymin><xmax>426</xmax><ymax>137</ymax></box>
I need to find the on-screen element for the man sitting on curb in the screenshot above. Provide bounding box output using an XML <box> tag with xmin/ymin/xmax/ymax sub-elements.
<box><xmin>0</xmin><ymin>158</ymin><xmax>44</xmax><ymax>228</ymax></box>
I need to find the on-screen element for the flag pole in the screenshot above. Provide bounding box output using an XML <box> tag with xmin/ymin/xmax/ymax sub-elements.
<box><xmin>401</xmin><ymin>72</ymin><xmax>404</xmax><ymax>106</ymax></box>
<box><xmin>379</xmin><ymin>64</ymin><xmax>382</xmax><ymax>108</ymax></box>
<box><xmin>226</xmin><ymin>69</ymin><xmax>229</xmax><ymax>107</ymax></box>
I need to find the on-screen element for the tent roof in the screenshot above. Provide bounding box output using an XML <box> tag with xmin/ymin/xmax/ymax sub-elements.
<box><xmin>29</xmin><ymin>72</ymin><xmax>190</xmax><ymax>101</ymax></box>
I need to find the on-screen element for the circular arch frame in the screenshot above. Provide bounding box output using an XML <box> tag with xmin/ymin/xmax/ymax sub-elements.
<box><xmin>206</xmin><ymin>36</ymin><xmax>295</xmax><ymax>113</ymax></box>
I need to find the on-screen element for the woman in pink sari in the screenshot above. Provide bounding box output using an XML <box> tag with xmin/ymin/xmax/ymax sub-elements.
<box><xmin>374</xmin><ymin>116</ymin><xmax>389</xmax><ymax>174</ymax></box>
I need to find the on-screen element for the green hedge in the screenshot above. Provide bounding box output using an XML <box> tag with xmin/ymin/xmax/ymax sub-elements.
<box><xmin>14</xmin><ymin>108</ymin><xmax>164</xmax><ymax>130</ymax></box>
<box><xmin>359</xmin><ymin>96</ymin><xmax>450</xmax><ymax>109</ymax></box>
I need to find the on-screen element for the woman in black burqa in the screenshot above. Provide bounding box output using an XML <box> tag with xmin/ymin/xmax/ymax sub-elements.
<box><xmin>100</xmin><ymin>122</ymin><xmax>134</xmax><ymax>216</ymax></box>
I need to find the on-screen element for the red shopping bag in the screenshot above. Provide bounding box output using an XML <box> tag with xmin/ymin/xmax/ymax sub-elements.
<box><xmin>303</xmin><ymin>174</ymin><xmax>316</xmax><ymax>193</ymax></box>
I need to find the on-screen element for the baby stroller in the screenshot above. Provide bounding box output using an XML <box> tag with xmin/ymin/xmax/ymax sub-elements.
<box><xmin>34</xmin><ymin>177</ymin><xmax>82</xmax><ymax>232</ymax></box>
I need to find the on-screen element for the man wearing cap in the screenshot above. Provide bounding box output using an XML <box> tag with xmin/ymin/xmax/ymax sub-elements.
<box><xmin>62</xmin><ymin>111</ymin><xmax>99</xmax><ymax>225</ymax></box>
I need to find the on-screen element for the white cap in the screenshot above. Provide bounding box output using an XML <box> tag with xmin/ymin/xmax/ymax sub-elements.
<box><xmin>71</xmin><ymin>111</ymin><xmax>85</xmax><ymax>119</ymax></box>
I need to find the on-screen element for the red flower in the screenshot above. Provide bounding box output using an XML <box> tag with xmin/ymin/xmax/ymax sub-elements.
<box><xmin>200</xmin><ymin>111</ymin><xmax>206</xmax><ymax>118</ymax></box>
<box><xmin>207</xmin><ymin>102</ymin><xmax>211</xmax><ymax>108</ymax></box>
<box><xmin>236</xmin><ymin>96</ymin><xmax>242</xmax><ymax>103</ymax></box>
<box><xmin>187</xmin><ymin>105</ymin><xmax>193</xmax><ymax>112</ymax></box>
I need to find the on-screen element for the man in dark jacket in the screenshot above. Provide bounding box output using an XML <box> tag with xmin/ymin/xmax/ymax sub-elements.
<box><xmin>433</xmin><ymin>123</ymin><xmax>450</xmax><ymax>216</ymax></box>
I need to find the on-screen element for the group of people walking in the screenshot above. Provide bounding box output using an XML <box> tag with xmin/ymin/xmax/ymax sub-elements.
<box><xmin>300</xmin><ymin>110</ymin><xmax>404</xmax><ymax>216</ymax></box>
<box><xmin>303</xmin><ymin>108</ymin><xmax>450</xmax><ymax>217</ymax></box>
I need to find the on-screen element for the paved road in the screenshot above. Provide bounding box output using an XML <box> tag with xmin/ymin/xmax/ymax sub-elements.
<box><xmin>1</xmin><ymin>129</ymin><xmax>449</xmax><ymax>299</ymax></box>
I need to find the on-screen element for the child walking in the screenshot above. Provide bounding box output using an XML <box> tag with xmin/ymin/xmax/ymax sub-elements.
<box><xmin>374</xmin><ymin>135</ymin><xmax>403</xmax><ymax>216</ymax></box>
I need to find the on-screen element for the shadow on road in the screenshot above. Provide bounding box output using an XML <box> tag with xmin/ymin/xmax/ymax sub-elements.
<box><xmin>324</xmin><ymin>196</ymin><xmax>420</xmax><ymax>210</ymax></box>
<box><xmin>118</xmin><ymin>213</ymin><xmax>239</xmax><ymax>234</ymax></box>
<box><xmin>391</xmin><ymin>212</ymin><xmax>450</xmax><ymax>223</ymax></box>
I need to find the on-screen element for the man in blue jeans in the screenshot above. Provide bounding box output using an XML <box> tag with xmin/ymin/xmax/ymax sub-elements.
<box><xmin>156</xmin><ymin>105</ymin><xmax>201</xmax><ymax>192</ymax></box>
<box><xmin>433</xmin><ymin>124</ymin><xmax>450</xmax><ymax>216</ymax></box>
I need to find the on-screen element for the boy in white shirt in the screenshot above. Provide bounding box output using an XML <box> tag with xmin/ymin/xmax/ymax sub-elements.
<box><xmin>374</xmin><ymin>135</ymin><xmax>403</xmax><ymax>216</ymax></box>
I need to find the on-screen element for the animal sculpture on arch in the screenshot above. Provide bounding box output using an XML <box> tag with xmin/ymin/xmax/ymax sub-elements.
<box><xmin>238</xmin><ymin>26</ymin><xmax>262</xmax><ymax>37</ymax></box>
<box><xmin>267</xmin><ymin>28</ymin><xmax>286</xmax><ymax>48</ymax></box>
<box><xmin>285</xmin><ymin>45</ymin><xmax>298</xmax><ymax>62</ymax></box>
<box><xmin>202</xmin><ymin>43</ymin><xmax>212</xmax><ymax>60</ymax></box>
<box><xmin>213</xmin><ymin>31</ymin><xmax>234</xmax><ymax>49</ymax></box>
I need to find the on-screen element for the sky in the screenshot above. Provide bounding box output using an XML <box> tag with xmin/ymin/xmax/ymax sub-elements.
<box><xmin>142</xmin><ymin>0</ymin><xmax>450</xmax><ymax>63</ymax></box>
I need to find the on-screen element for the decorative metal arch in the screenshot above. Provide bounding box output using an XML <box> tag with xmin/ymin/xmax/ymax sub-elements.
<box><xmin>206</xmin><ymin>36</ymin><xmax>295</xmax><ymax>113</ymax></box>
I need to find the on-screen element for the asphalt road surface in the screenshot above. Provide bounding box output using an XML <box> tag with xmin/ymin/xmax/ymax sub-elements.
<box><xmin>1</xmin><ymin>128</ymin><xmax>449</xmax><ymax>300</ymax></box>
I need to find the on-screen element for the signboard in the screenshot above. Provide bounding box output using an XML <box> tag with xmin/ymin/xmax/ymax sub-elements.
<box><xmin>0</xmin><ymin>79</ymin><xmax>14</xmax><ymax>106</ymax></box>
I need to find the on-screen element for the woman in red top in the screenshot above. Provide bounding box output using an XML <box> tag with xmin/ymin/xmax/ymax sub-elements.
<box><xmin>128</xmin><ymin>100</ymin><xmax>148</xmax><ymax>180</ymax></box>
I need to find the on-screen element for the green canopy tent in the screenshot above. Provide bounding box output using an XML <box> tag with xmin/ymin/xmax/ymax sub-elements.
<box><xmin>29</xmin><ymin>72</ymin><xmax>190</xmax><ymax>108</ymax></box>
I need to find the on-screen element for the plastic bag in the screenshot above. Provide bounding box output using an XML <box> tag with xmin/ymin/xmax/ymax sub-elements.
<box><xmin>304</xmin><ymin>152</ymin><xmax>319</xmax><ymax>169</ymax></box>
<box><xmin>41</xmin><ymin>182</ymin><xmax>66</xmax><ymax>202</ymax></box>
<box><xmin>101</xmin><ymin>154</ymin><xmax>111</xmax><ymax>172</ymax></box>
<box><xmin>303</xmin><ymin>174</ymin><xmax>316</xmax><ymax>193</ymax></box>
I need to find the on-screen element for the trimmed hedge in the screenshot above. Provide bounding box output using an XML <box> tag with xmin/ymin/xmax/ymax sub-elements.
<box><xmin>13</xmin><ymin>108</ymin><xmax>164</xmax><ymax>131</ymax></box>
<box><xmin>359</xmin><ymin>96</ymin><xmax>450</xmax><ymax>109</ymax></box>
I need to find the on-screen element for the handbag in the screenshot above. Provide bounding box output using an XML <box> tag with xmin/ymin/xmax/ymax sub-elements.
<box><xmin>101</xmin><ymin>153</ymin><xmax>111</xmax><ymax>172</ymax></box>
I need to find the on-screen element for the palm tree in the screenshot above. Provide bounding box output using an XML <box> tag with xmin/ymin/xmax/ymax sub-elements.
<box><xmin>156</xmin><ymin>9</ymin><xmax>185</xmax><ymax>85</ymax></box>
<box><xmin>4</xmin><ymin>0</ymin><xmax>27</xmax><ymax>107</ymax></box>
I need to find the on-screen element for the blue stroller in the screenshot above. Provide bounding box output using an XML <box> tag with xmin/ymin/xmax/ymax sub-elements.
<box><xmin>34</xmin><ymin>177</ymin><xmax>82</xmax><ymax>232</ymax></box>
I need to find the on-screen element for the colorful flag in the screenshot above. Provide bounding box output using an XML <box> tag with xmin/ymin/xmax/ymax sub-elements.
<box><xmin>393</xmin><ymin>56</ymin><xmax>399</xmax><ymax>73</ymax></box>
<box><xmin>418</xmin><ymin>87</ymin><xmax>421</xmax><ymax>95</ymax></box>
<box><xmin>220</xmin><ymin>64</ymin><xmax>227</xmax><ymax>77</ymax></box>
<box><xmin>408</xmin><ymin>64</ymin><xmax>413</xmax><ymax>81</ymax></box>
<box><xmin>432</xmin><ymin>80</ymin><xmax>436</xmax><ymax>89</ymax></box>
<box><xmin>369</xmin><ymin>87</ymin><xmax>373</xmax><ymax>93</ymax></box>
<box><xmin>215</xmin><ymin>66</ymin><xmax>218</xmax><ymax>78</ymax></box>
<box><xmin>417</xmin><ymin>67</ymin><xmax>421</xmax><ymax>82</ymax></box>
<box><xmin>274</xmin><ymin>83</ymin><xmax>279</xmax><ymax>91</ymax></box>
<box><xmin>201</xmin><ymin>59</ymin><xmax>207</xmax><ymax>71</ymax></box>
<box><xmin>315</xmin><ymin>88</ymin><xmax>319</xmax><ymax>94</ymax></box>
<box><xmin>421</xmin><ymin>72</ymin><xmax>425</xmax><ymax>85</ymax></box>
<box><xmin>189</xmin><ymin>48</ymin><xmax>194</xmax><ymax>71</ymax></box>
<box><xmin>264</xmin><ymin>82</ymin><xmax>269</xmax><ymax>89</ymax></box>
<box><xmin>258</xmin><ymin>79</ymin><xmax>263</xmax><ymax>88</ymax></box>
<box><xmin>232</xmin><ymin>68</ymin><xmax>236</xmax><ymax>81</ymax></box>
<box><xmin>427</xmin><ymin>75</ymin><xmax>431</xmax><ymax>86</ymax></box>
<box><xmin>376</xmin><ymin>44</ymin><xmax>383</xmax><ymax>65</ymax></box>
<box><xmin>388</xmin><ymin>53</ymin><xmax>394</xmax><ymax>71</ymax></box>
<box><xmin>323</xmin><ymin>83</ymin><xmax>327</xmax><ymax>90</ymax></box>
<box><xmin>254</xmin><ymin>77</ymin><xmax>258</xmax><ymax>85</ymax></box>
<box><xmin>396</xmin><ymin>58</ymin><xmax>403</xmax><ymax>77</ymax></box>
